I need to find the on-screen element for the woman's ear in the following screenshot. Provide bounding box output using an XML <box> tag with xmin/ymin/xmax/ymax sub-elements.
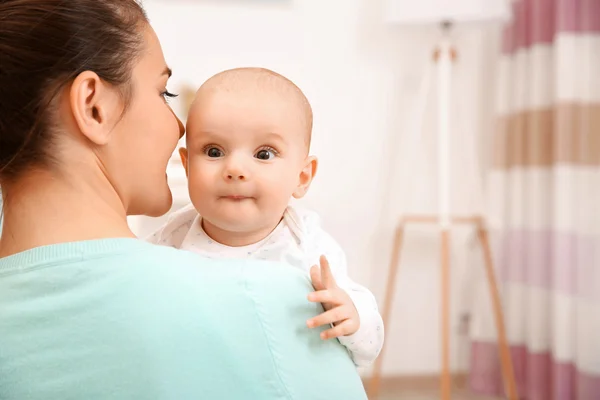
<box><xmin>179</xmin><ymin>147</ymin><xmax>189</xmax><ymax>177</ymax></box>
<box><xmin>293</xmin><ymin>156</ymin><xmax>318</xmax><ymax>199</ymax></box>
<box><xmin>69</xmin><ymin>71</ymin><xmax>120</xmax><ymax>145</ymax></box>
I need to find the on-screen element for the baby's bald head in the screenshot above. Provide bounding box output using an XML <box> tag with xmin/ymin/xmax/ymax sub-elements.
<box><xmin>188</xmin><ymin>67</ymin><xmax>313</xmax><ymax>150</ymax></box>
<box><xmin>181</xmin><ymin>68</ymin><xmax>319</xmax><ymax>235</ymax></box>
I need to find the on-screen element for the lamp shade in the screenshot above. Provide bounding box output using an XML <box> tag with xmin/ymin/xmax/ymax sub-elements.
<box><xmin>384</xmin><ymin>0</ymin><xmax>510</xmax><ymax>25</ymax></box>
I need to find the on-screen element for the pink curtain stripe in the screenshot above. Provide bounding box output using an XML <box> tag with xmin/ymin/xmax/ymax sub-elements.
<box><xmin>491</xmin><ymin>230</ymin><xmax>599</xmax><ymax>301</ymax></box>
<box><xmin>470</xmin><ymin>342</ymin><xmax>600</xmax><ymax>400</ymax></box>
<box><xmin>515</xmin><ymin>0</ymin><xmax>528</xmax><ymax>50</ymax></box>
<box><xmin>530</xmin><ymin>0</ymin><xmax>556</xmax><ymax>45</ymax></box>
<box><xmin>558</xmin><ymin>0</ymin><xmax>600</xmax><ymax>33</ymax></box>
<box><xmin>502</xmin><ymin>0</ymin><xmax>600</xmax><ymax>55</ymax></box>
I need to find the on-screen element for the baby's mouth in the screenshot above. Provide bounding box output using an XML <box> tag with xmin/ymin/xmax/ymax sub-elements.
<box><xmin>221</xmin><ymin>195</ymin><xmax>253</xmax><ymax>201</ymax></box>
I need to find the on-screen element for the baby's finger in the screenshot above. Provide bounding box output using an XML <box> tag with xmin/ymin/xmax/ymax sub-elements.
<box><xmin>309</xmin><ymin>265</ymin><xmax>324</xmax><ymax>291</ymax></box>
<box><xmin>320</xmin><ymin>320</ymin><xmax>354</xmax><ymax>340</ymax></box>
<box><xmin>319</xmin><ymin>255</ymin><xmax>337</xmax><ymax>289</ymax></box>
<box><xmin>307</xmin><ymin>289</ymin><xmax>340</xmax><ymax>305</ymax></box>
<box><xmin>306</xmin><ymin>306</ymin><xmax>349</xmax><ymax>329</ymax></box>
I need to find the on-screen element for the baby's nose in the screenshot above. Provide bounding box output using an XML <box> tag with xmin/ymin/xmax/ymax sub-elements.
<box><xmin>226</xmin><ymin>172</ymin><xmax>246</xmax><ymax>181</ymax></box>
<box><xmin>223</xmin><ymin>153</ymin><xmax>249</xmax><ymax>181</ymax></box>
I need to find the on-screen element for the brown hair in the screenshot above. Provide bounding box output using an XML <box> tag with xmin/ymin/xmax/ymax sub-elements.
<box><xmin>0</xmin><ymin>0</ymin><xmax>148</xmax><ymax>182</ymax></box>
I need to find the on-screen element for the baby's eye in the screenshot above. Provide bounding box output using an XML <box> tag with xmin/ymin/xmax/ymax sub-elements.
<box><xmin>255</xmin><ymin>149</ymin><xmax>276</xmax><ymax>160</ymax></box>
<box><xmin>205</xmin><ymin>147</ymin><xmax>224</xmax><ymax>158</ymax></box>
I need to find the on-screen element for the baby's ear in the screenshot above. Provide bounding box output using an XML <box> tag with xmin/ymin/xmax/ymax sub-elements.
<box><xmin>178</xmin><ymin>147</ymin><xmax>189</xmax><ymax>177</ymax></box>
<box><xmin>293</xmin><ymin>156</ymin><xmax>318</xmax><ymax>199</ymax></box>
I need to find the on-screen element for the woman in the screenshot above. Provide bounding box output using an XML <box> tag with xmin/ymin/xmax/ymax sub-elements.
<box><xmin>0</xmin><ymin>1</ymin><xmax>366</xmax><ymax>399</ymax></box>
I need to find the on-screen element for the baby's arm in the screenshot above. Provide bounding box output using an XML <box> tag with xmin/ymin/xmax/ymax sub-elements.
<box><xmin>304</xmin><ymin>225</ymin><xmax>384</xmax><ymax>367</ymax></box>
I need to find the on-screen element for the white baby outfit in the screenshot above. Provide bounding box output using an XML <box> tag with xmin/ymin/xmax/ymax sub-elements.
<box><xmin>148</xmin><ymin>203</ymin><xmax>384</xmax><ymax>367</ymax></box>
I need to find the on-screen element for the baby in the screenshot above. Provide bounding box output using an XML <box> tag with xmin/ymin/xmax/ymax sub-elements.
<box><xmin>148</xmin><ymin>67</ymin><xmax>384</xmax><ymax>367</ymax></box>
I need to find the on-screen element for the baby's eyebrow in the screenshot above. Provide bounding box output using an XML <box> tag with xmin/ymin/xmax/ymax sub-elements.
<box><xmin>193</xmin><ymin>130</ymin><xmax>221</xmax><ymax>139</ymax></box>
<box><xmin>186</xmin><ymin>130</ymin><xmax>222</xmax><ymax>146</ymax></box>
<box><xmin>262</xmin><ymin>132</ymin><xmax>285</xmax><ymax>142</ymax></box>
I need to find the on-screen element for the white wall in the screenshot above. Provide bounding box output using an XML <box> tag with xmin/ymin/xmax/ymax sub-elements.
<box><xmin>130</xmin><ymin>0</ymin><xmax>503</xmax><ymax>376</ymax></box>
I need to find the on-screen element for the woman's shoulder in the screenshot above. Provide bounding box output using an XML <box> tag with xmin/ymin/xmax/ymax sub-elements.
<box><xmin>134</xmin><ymin>244</ymin><xmax>320</xmax><ymax>308</ymax></box>
<box><xmin>0</xmin><ymin>239</ymin><xmax>367</xmax><ymax>399</ymax></box>
<box><xmin>127</xmin><ymin>248</ymin><xmax>367</xmax><ymax>399</ymax></box>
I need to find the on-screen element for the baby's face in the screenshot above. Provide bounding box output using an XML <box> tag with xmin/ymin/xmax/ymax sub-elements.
<box><xmin>184</xmin><ymin>87</ymin><xmax>312</xmax><ymax>236</ymax></box>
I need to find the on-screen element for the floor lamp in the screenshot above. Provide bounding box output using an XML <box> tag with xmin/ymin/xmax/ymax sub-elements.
<box><xmin>367</xmin><ymin>1</ymin><xmax>519</xmax><ymax>399</ymax></box>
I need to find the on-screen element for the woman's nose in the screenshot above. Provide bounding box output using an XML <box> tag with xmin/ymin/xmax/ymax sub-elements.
<box><xmin>177</xmin><ymin>117</ymin><xmax>185</xmax><ymax>138</ymax></box>
<box><xmin>169</xmin><ymin>106</ymin><xmax>185</xmax><ymax>138</ymax></box>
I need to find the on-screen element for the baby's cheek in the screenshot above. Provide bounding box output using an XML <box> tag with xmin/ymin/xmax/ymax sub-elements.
<box><xmin>187</xmin><ymin>172</ymin><xmax>211</xmax><ymax>201</ymax></box>
<box><xmin>189</xmin><ymin>165</ymin><xmax>213</xmax><ymax>185</ymax></box>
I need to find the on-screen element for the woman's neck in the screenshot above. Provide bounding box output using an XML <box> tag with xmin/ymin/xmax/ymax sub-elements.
<box><xmin>0</xmin><ymin>169</ymin><xmax>134</xmax><ymax>258</ymax></box>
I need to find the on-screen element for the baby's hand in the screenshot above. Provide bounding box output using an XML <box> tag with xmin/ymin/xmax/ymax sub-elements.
<box><xmin>306</xmin><ymin>255</ymin><xmax>360</xmax><ymax>339</ymax></box>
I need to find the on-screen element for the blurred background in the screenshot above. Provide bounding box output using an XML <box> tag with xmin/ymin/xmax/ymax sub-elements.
<box><xmin>127</xmin><ymin>0</ymin><xmax>600</xmax><ymax>399</ymax></box>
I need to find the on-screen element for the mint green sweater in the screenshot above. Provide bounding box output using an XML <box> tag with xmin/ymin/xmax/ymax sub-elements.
<box><xmin>0</xmin><ymin>239</ymin><xmax>366</xmax><ymax>399</ymax></box>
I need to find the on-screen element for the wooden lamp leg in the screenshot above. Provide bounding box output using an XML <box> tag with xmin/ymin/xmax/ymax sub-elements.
<box><xmin>441</xmin><ymin>229</ymin><xmax>452</xmax><ymax>400</ymax></box>
<box><xmin>368</xmin><ymin>221</ymin><xmax>406</xmax><ymax>399</ymax></box>
<box><xmin>476</xmin><ymin>226</ymin><xmax>519</xmax><ymax>400</ymax></box>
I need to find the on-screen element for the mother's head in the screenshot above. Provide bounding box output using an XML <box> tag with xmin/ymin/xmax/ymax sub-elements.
<box><xmin>0</xmin><ymin>0</ymin><xmax>184</xmax><ymax>217</ymax></box>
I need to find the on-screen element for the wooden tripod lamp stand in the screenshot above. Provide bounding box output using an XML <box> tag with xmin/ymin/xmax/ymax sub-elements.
<box><xmin>368</xmin><ymin>2</ymin><xmax>518</xmax><ymax>399</ymax></box>
<box><xmin>367</xmin><ymin>214</ymin><xmax>519</xmax><ymax>400</ymax></box>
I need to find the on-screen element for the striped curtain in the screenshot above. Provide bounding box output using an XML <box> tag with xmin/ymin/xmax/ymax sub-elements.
<box><xmin>468</xmin><ymin>0</ymin><xmax>600</xmax><ymax>399</ymax></box>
